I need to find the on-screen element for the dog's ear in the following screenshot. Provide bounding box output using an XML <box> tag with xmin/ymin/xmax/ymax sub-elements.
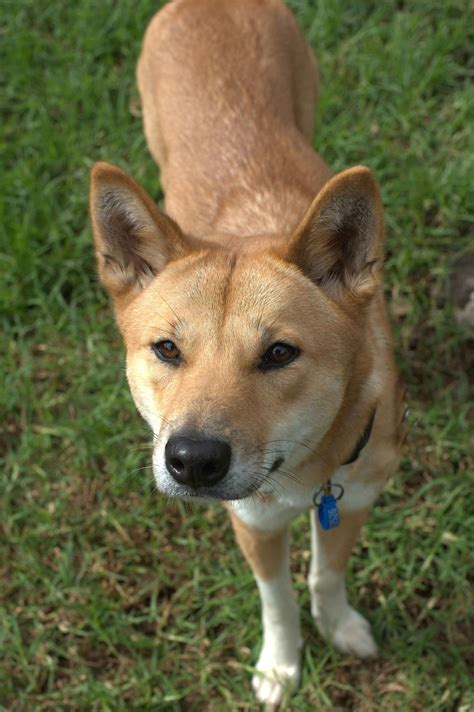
<box><xmin>90</xmin><ymin>162</ymin><xmax>189</xmax><ymax>298</ymax></box>
<box><xmin>285</xmin><ymin>166</ymin><xmax>384</xmax><ymax>300</ymax></box>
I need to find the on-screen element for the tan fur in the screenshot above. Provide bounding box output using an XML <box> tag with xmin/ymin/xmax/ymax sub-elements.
<box><xmin>228</xmin><ymin>509</ymin><xmax>286</xmax><ymax>581</ymax></box>
<box><xmin>89</xmin><ymin>0</ymin><xmax>402</xmax><ymax>574</ymax></box>
<box><xmin>319</xmin><ymin>509</ymin><xmax>370</xmax><ymax>572</ymax></box>
<box><xmin>136</xmin><ymin>0</ymin><xmax>331</xmax><ymax>239</ymax></box>
<box><xmin>89</xmin><ymin>0</ymin><xmax>404</xmax><ymax>700</ymax></box>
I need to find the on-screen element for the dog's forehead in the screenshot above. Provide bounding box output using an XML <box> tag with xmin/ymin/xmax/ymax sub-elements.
<box><xmin>153</xmin><ymin>252</ymin><xmax>316</xmax><ymax>323</ymax></box>
<box><xmin>121</xmin><ymin>251</ymin><xmax>346</xmax><ymax>352</ymax></box>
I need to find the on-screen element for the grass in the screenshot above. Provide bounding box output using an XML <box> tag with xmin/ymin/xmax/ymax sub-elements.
<box><xmin>1</xmin><ymin>0</ymin><xmax>472</xmax><ymax>709</ymax></box>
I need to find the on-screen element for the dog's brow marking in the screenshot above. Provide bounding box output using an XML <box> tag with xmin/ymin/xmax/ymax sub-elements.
<box><xmin>228</xmin><ymin>252</ymin><xmax>238</xmax><ymax>271</ymax></box>
<box><xmin>253</xmin><ymin>319</ymin><xmax>273</xmax><ymax>343</ymax></box>
<box><xmin>154</xmin><ymin>290</ymin><xmax>184</xmax><ymax>330</ymax></box>
<box><xmin>220</xmin><ymin>253</ymin><xmax>238</xmax><ymax>327</ymax></box>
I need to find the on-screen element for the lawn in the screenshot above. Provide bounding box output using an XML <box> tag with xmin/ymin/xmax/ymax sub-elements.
<box><xmin>1</xmin><ymin>0</ymin><xmax>472</xmax><ymax>710</ymax></box>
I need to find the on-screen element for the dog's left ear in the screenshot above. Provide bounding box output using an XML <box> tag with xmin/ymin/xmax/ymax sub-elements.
<box><xmin>285</xmin><ymin>166</ymin><xmax>384</xmax><ymax>300</ymax></box>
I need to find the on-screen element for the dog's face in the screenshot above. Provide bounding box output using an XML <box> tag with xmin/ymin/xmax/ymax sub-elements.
<box><xmin>121</xmin><ymin>253</ymin><xmax>356</xmax><ymax>500</ymax></box>
<box><xmin>90</xmin><ymin>163</ymin><xmax>383</xmax><ymax>500</ymax></box>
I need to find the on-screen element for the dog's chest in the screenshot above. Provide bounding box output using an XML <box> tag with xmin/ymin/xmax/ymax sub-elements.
<box><xmin>231</xmin><ymin>464</ymin><xmax>378</xmax><ymax>532</ymax></box>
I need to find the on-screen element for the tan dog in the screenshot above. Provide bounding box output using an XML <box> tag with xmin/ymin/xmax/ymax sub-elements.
<box><xmin>90</xmin><ymin>0</ymin><xmax>405</xmax><ymax>706</ymax></box>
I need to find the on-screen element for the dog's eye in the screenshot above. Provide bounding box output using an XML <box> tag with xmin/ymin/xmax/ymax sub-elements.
<box><xmin>151</xmin><ymin>340</ymin><xmax>181</xmax><ymax>364</ymax></box>
<box><xmin>260</xmin><ymin>342</ymin><xmax>300</xmax><ymax>370</ymax></box>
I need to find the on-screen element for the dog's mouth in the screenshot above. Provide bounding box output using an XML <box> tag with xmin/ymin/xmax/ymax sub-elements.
<box><xmin>269</xmin><ymin>456</ymin><xmax>284</xmax><ymax>473</ymax></box>
<box><xmin>163</xmin><ymin>456</ymin><xmax>286</xmax><ymax>502</ymax></box>
<box><xmin>170</xmin><ymin>486</ymin><xmax>258</xmax><ymax>502</ymax></box>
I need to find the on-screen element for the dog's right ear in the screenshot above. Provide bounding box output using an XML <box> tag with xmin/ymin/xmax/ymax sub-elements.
<box><xmin>89</xmin><ymin>162</ymin><xmax>189</xmax><ymax>299</ymax></box>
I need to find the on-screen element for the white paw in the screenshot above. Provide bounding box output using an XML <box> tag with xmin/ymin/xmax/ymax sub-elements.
<box><xmin>252</xmin><ymin>645</ymin><xmax>301</xmax><ymax>708</ymax></box>
<box><xmin>316</xmin><ymin>607</ymin><xmax>378</xmax><ymax>658</ymax></box>
<box><xmin>252</xmin><ymin>662</ymin><xmax>300</xmax><ymax>708</ymax></box>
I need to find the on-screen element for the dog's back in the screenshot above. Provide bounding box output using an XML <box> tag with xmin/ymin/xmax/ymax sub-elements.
<box><xmin>137</xmin><ymin>0</ymin><xmax>332</xmax><ymax>238</ymax></box>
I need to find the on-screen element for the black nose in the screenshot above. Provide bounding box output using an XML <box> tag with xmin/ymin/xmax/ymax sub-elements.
<box><xmin>165</xmin><ymin>435</ymin><xmax>232</xmax><ymax>488</ymax></box>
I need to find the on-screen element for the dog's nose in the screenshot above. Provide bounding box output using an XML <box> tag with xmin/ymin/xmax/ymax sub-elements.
<box><xmin>165</xmin><ymin>435</ymin><xmax>231</xmax><ymax>488</ymax></box>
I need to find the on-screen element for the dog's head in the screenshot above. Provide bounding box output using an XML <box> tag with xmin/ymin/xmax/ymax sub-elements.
<box><xmin>90</xmin><ymin>162</ymin><xmax>383</xmax><ymax>500</ymax></box>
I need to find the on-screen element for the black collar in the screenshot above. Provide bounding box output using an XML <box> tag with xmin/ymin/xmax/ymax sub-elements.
<box><xmin>343</xmin><ymin>410</ymin><xmax>376</xmax><ymax>465</ymax></box>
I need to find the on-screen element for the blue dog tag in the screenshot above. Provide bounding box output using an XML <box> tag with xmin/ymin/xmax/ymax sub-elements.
<box><xmin>313</xmin><ymin>481</ymin><xmax>344</xmax><ymax>531</ymax></box>
<box><xmin>318</xmin><ymin>494</ymin><xmax>340</xmax><ymax>530</ymax></box>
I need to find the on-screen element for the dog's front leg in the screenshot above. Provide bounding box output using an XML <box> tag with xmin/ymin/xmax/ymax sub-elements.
<box><xmin>308</xmin><ymin>507</ymin><xmax>378</xmax><ymax>658</ymax></box>
<box><xmin>229</xmin><ymin>510</ymin><xmax>302</xmax><ymax>707</ymax></box>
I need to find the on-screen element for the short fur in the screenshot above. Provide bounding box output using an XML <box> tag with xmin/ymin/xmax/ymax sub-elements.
<box><xmin>90</xmin><ymin>0</ymin><xmax>404</xmax><ymax>706</ymax></box>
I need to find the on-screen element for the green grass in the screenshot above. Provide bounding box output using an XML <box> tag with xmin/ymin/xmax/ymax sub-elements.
<box><xmin>1</xmin><ymin>0</ymin><xmax>473</xmax><ymax>709</ymax></box>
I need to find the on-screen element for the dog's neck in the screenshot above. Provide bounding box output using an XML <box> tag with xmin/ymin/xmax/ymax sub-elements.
<box><xmin>322</xmin><ymin>354</ymin><xmax>379</xmax><ymax>468</ymax></box>
<box><xmin>295</xmin><ymin>300</ymin><xmax>383</xmax><ymax>487</ymax></box>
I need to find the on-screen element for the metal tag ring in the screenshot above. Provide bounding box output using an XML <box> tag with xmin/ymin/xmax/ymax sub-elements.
<box><xmin>312</xmin><ymin>482</ymin><xmax>345</xmax><ymax>508</ymax></box>
<box><xmin>331</xmin><ymin>483</ymin><xmax>345</xmax><ymax>501</ymax></box>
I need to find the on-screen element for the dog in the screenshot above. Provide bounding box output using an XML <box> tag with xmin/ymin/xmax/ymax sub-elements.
<box><xmin>89</xmin><ymin>0</ymin><xmax>405</xmax><ymax>706</ymax></box>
